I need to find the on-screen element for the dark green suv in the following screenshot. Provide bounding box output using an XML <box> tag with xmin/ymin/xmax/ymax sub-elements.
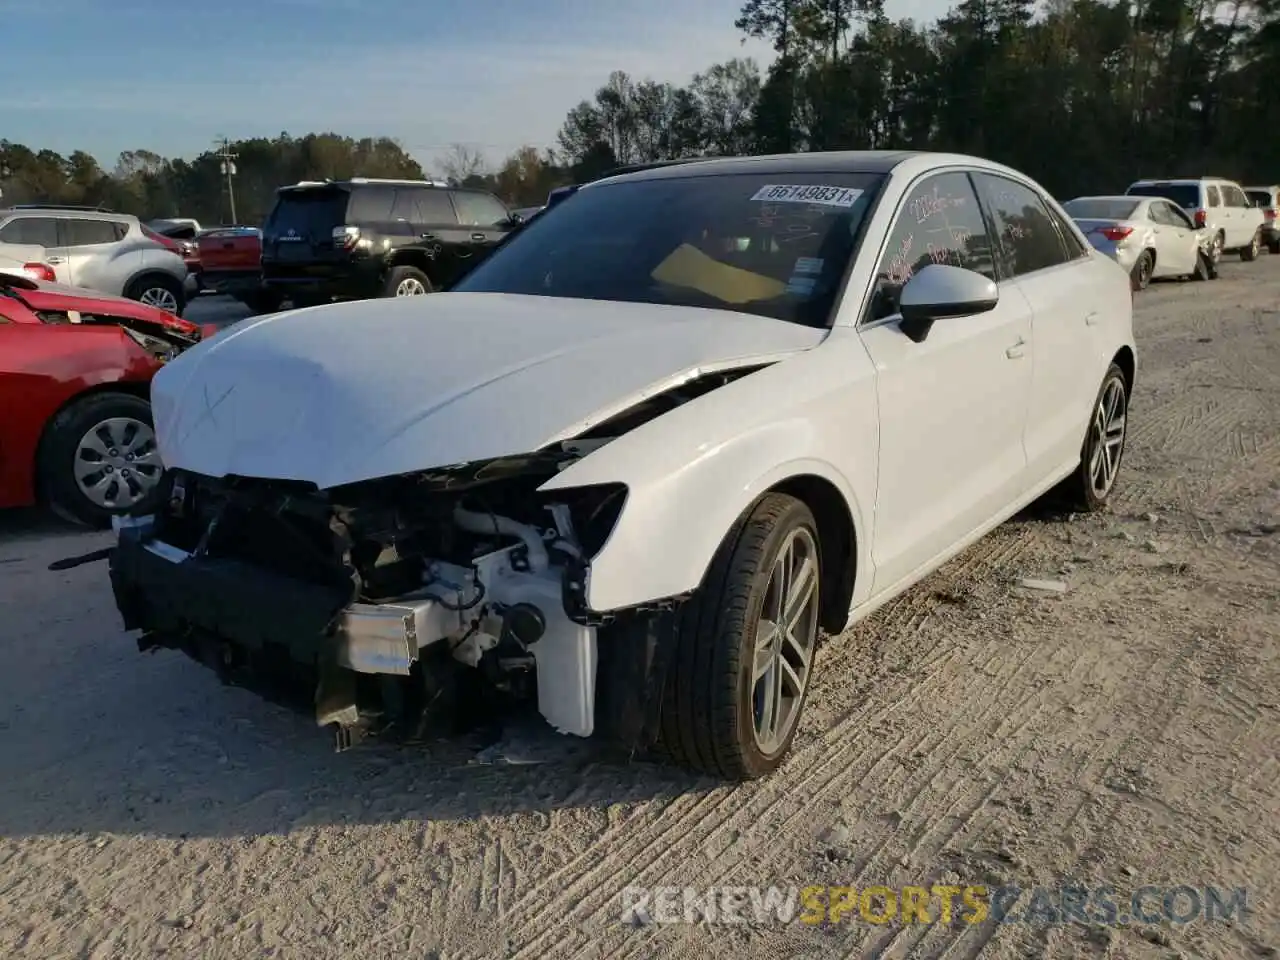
<box><xmin>259</xmin><ymin>178</ymin><xmax>521</xmax><ymax>304</ymax></box>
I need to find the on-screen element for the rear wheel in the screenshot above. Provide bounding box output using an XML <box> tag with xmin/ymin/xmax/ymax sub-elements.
<box><xmin>1130</xmin><ymin>250</ymin><xmax>1154</xmax><ymax>291</ymax></box>
<box><xmin>1269</xmin><ymin>237</ymin><xmax>1280</xmax><ymax>255</ymax></box>
<box><xmin>1241</xmin><ymin>229</ymin><xmax>1262</xmax><ymax>262</ymax></box>
<box><xmin>659</xmin><ymin>493</ymin><xmax>822</xmax><ymax>780</ymax></box>
<box><xmin>383</xmin><ymin>265</ymin><xmax>433</xmax><ymax>298</ymax></box>
<box><xmin>1058</xmin><ymin>363</ymin><xmax>1130</xmax><ymax>513</ymax></box>
<box><xmin>38</xmin><ymin>392</ymin><xmax>163</xmax><ymax>528</ymax></box>
<box><xmin>126</xmin><ymin>274</ymin><xmax>185</xmax><ymax>316</ymax></box>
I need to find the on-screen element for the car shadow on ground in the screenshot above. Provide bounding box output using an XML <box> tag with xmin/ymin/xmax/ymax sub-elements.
<box><xmin>0</xmin><ymin>632</ymin><xmax>715</xmax><ymax>841</ymax></box>
<box><xmin>0</xmin><ymin>507</ymin><xmax>90</xmax><ymax>545</ymax></box>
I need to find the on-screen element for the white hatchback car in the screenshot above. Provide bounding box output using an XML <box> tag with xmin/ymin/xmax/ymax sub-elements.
<box><xmin>104</xmin><ymin>152</ymin><xmax>1136</xmax><ymax>780</ymax></box>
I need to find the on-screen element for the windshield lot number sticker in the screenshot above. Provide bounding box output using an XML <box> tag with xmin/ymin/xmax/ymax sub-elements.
<box><xmin>750</xmin><ymin>185</ymin><xmax>863</xmax><ymax>207</ymax></box>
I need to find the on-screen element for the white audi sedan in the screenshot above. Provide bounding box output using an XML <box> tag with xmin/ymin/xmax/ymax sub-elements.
<box><xmin>104</xmin><ymin>151</ymin><xmax>1135</xmax><ymax>781</ymax></box>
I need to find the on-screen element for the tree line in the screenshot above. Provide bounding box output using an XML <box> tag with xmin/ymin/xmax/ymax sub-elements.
<box><xmin>2</xmin><ymin>0</ymin><xmax>1277</xmax><ymax>227</ymax></box>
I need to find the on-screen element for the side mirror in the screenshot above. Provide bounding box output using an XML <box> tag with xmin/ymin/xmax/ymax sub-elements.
<box><xmin>897</xmin><ymin>264</ymin><xmax>999</xmax><ymax>343</ymax></box>
<box><xmin>508</xmin><ymin>212</ymin><xmax>523</xmax><ymax>225</ymax></box>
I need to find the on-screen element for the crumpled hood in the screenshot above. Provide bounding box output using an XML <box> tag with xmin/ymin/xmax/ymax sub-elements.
<box><xmin>20</xmin><ymin>281</ymin><xmax>198</xmax><ymax>336</ymax></box>
<box><xmin>150</xmin><ymin>292</ymin><xmax>825</xmax><ymax>488</ymax></box>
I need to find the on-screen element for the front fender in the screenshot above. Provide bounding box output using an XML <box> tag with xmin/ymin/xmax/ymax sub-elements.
<box><xmin>543</xmin><ymin>416</ymin><xmax>870</xmax><ymax>614</ymax></box>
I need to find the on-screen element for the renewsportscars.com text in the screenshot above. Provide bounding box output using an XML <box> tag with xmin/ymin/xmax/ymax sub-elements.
<box><xmin>620</xmin><ymin>884</ymin><xmax>1250</xmax><ymax>927</ymax></box>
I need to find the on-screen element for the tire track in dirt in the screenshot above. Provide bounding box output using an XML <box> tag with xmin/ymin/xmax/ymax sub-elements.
<box><xmin>512</xmin><ymin>593</ymin><xmax>1056</xmax><ymax>959</ymax></box>
<box><xmin>498</xmin><ymin>531</ymin><xmax>1041</xmax><ymax>955</ymax></box>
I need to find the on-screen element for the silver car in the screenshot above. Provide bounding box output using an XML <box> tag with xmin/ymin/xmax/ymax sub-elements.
<box><xmin>0</xmin><ymin>205</ymin><xmax>190</xmax><ymax>314</ymax></box>
<box><xmin>1063</xmin><ymin>195</ymin><xmax>1217</xmax><ymax>290</ymax></box>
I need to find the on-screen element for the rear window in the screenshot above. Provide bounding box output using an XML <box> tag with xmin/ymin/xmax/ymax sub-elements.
<box><xmin>1063</xmin><ymin>198</ymin><xmax>1139</xmax><ymax>220</ymax></box>
<box><xmin>1246</xmin><ymin>190</ymin><xmax>1273</xmax><ymax>208</ymax></box>
<box><xmin>1126</xmin><ymin>183</ymin><xmax>1200</xmax><ymax>210</ymax></box>
<box><xmin>266</xmin><ymin>188</ymin><xmax>350</xmax><ymax>237</ymax></box>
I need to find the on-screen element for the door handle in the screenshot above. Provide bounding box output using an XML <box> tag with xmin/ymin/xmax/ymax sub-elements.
<box><xmin>1085</xmin><ymin>311</ymin><xmax>1100</xmax><ymax>326</ymax></box>
<box><xmin>470</xmin><ymin>232</ymin><xmax>487</xmax><ymax>242</ymax></box>
<box><xmin>1005</xmin><ymin>336</ymin><xmax>1027</xmax><ymax>359</ymax></box>
<box><xmin>45</xmin><ymin>256</ymin><xmax>65</xmax><ymax>264</ymax></box>
<box><xmin>420</xmin><ymin>232</ymin><xmax>435</xmax><ymax>239</ymax></box>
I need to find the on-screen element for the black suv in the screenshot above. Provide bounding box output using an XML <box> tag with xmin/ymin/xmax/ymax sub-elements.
<box><xmin>259</xmin><ymin>178</ymin><xmax>520</xmax><ymax>303</ymax></box>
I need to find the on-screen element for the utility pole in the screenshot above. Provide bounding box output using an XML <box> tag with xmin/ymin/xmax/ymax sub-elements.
<box><xmin>214</xmin><ymin>136</ymin><xmax>238</xmax><ymax>224</ymax></box>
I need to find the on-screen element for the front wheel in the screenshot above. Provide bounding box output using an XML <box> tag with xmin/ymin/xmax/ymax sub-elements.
<box><xmin>659</xmin><ymin>493</ymin><xmax>822</xmax><ymax>780</ymax></box>
<box><xmin>1191</xmin><ymin>250</ymin><xmax>1214</xmax><ymax>281</ymax></box>
<box><xmin>38</xmin><ymin>392</ymin><xmax>163</xmax><ymax>528</ymax></box>
<box><xmin>1130</xmin><ymin>250</ymin><xmax>1153</xmax><ymax>291</ymax></box>
<box><xmin>1058</xmin><ymin>363</ymin><xmax>1130</xmax><ymax>513</ymax></box>
<box><xmin>1241</xmin><ymin>230</ymin><xmax>1262</xmax><ymax>262</ymax></box>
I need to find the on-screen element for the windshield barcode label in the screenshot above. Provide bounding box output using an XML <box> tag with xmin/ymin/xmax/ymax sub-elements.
<box><xmin>750</xmin><ymin>185</ymin><xmax>863</xmax><ymax>207</ymax></box>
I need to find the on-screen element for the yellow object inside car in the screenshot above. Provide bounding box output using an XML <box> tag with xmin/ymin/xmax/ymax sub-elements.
<box><xmin>650</xmin><ymin>243</ymin><xmax>787</xmax><ymax>305</ymax></box>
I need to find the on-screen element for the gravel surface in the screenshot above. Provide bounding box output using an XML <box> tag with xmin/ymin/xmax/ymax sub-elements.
<box><xmin>2</xmin><ymin>266</ymin><xmax>1278</xmax><ymax>959</ymax></box>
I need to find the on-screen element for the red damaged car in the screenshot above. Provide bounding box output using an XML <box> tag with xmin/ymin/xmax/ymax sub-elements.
<box><xmin>0</xmin><ymin>271</ymin><xmax>211</xmax><ymax>526</ymax></box>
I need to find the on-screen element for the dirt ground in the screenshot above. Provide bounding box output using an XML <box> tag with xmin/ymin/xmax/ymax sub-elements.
<box><xmin>1</xmin><ymin>264</ymin><xmax>1278</xmax><ymax>960</ymax></box>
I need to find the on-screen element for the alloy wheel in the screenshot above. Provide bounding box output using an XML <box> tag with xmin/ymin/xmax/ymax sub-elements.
<box><xmin>74</xmin><ymin>417</ymin><xmax>162</xmax><ymax>509</ymax></box>
<box><xmin>395</xmin><ymin>278</ymin><xmax>428</xmax><ymax>296</ymax></box>
<box><xmin>139</xmin><ymin>286</ymin><xmax>179</xmax><ymax>312</ymax></box>
<box><xmin>751</xmin><ymin>526</ymin><xmax>820</xmax><ymax>755</ymax></box>
<box><xmin>1087</xmin><ymin>378</ymin><xmax>1127</xmax><ymax>499</ymax></box>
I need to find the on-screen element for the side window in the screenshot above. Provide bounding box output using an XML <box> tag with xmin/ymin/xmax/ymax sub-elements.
<box><xmin>0</xmin><ymin>216</ymin><xmax>59</xmax><ymax>247</ymax></box>
<box><xmin>973</xmin><ymin>173</ymin><xmax>1069</xmax><ymax>278</ymax></box>
<box><xmin>350</xmin><ymin>186</ymin><xmax>394</xmax><ymax>222</ymax></box>
<box><xmin>868</xmin><ymin>171</ymin><xmax>996</xmax><ymax>321</ymax></box>
<box><xmin>1147</xmin><ymin>202</ymin><xmax>1174</xmax><ymax>226</ymax></box>
<box><xmin>113</xmin><ymin>221</ymin><xmax>130</xmax><ymax>241</ymax></box>
<box><xmin>65</xmin><ymin>219</ymin><xmax>121</xmax><ymax>246</ymax></box>
<box><xmin>1046</xmin><ymin>204</ymin><xmax>1088</xmax><ymax>259</ymax></box>
<box><xmin>1165</xmin><ymin>203</ymin><xmax>1195</xmax><ymax>229</ymax></box>
<box><xmin>389</xmin><ymin>189</ymin><xmax>419</xmax><ymax>222</ymax></box>
<box><xmin>451</xmin><ymin>191</ymin><xmax>510</xmax><ymax>227</ymax></box>
<box><xmin>416</xmin><ymin>189</ymin><xmax>457</xmax><ymax>225</ymax></box>
<box><xmin>1206</xmin><ymin>185</ymin><xmax>1221</xmax><ymax>207</ymax></box>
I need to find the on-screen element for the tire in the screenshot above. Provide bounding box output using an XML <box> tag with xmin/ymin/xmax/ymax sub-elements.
<box><xmin>1058</xmin><ymin>363</ymin><xmax>1130</xmax><ymax>513</ymax></box>
<box><xmin>383</xmin><ymin>265</ymin><xmax>433</xmax><ymax>298</ymax></box>
<box><xmin>1191</xmin><ymin>250</ymin><xmax>1211</xmax><ymax>281</ymax></box>
<box><xmin>38</xmin><ymin>392</ymin><xmax>163</xmax><ymax>528</ymax></box>
<box><xmin>659</xmin><ymin>493</ymin><xmax>823</xmax><ymax>780</ymax></box>
<box><xmin>1241</xmin><ymin>230</ymin><xmax>1261</xmax><ymax>262</ymax></box>
<box><xmin>126</xmin><ymin>274</ymin><xmax>185</xmax><ymax>316</ymax></box>
<box><xmin>1130</xmin><ymin>250</ymin><xmax>1153</xmax><ymax>291</ymax></box>
<box><xmin>1269</xmin><ymin>237</ymin><xmax>1280</xmax><ymax>255</ymax></box>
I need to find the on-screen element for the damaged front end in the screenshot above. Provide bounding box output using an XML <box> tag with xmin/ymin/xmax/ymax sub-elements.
<box><xmin>108</xmin><ymin>452</ymin><xmax>634</xmax><ymax>749</ymax></box>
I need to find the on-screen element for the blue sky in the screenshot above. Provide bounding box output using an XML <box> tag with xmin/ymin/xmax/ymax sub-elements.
<box><xmin>0</xmin><ymin>0</ymin><xmax>947</xmax><ymax>176</ymax></box>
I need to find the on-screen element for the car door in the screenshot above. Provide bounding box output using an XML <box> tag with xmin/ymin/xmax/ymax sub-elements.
<box><xmin>857</xmin><ymin>169</ymin><xmax>1034</xmax><ymax>594</ymax></box>
<box><xmin>410</xmin><ymin>188</ymin><xmax>472</xmax><ymax>287</ymax></box>
<box><xmin>972</xmin><ymin>171</ymin><xmax>1100</xmax><ymax>486</ymax></box>
<box><xmin>0</xmin><ymin>216</ymin><xmax>71</xmax><ymax>283</ymax></box>
<box><xmin>1204</xmin><ymin>183</ymin><xmax>1228</xmax><ymax>246</ymax></box>
<box><xmin>450</xmin><ymin>190</ymin><xmax>515</xmax><ymax>263</ymax></box>
<box><xmin>1225</xmin><ymin>183</ymin><xmax>1262</xmax><ymax>245</ymax></box>
<box><xmin>1155</xmin><ymin>201</ymin><xmax>1201</xmax><ymax>273</ymax></box>
<box><xmin>63</xmin><ymin>217</ymin><xmax>127</xmax><ymax>291</ymax></box>
<box><xmin>1148</xmin><ymin>201</ymin><xmax>1197</xmax><ymax>275</ymax></box>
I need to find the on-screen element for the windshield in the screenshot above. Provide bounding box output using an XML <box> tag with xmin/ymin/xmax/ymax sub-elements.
<box><xmin>1126</xmin><ymin>184</ymin><xmax>1199</xmax><ymax>209</ymax></box>
<box><xmin>1064</xmin><ymin>198</ymin><xmax>1139</xmax><ymax>220</ymax></box>
<box><xmin>453</xmin><ymin>171</ymin><xmax>885</xmax><ymax>327</ymax></box>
